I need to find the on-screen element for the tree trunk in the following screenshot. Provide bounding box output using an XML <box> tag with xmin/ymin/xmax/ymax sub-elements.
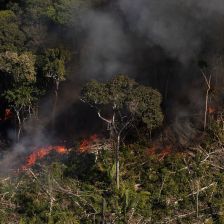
<box><xmin>101</xmin><ymin>198</ymin><xmax>106</xmax><ymax>224</ymax></box>
<box><xmin>15</xmin><ymin>110</ymin><xmax>22</xmax><ymax>141</ymax></box>
<box><xmin>204</xmin><ymin>88</ymin><xmax>209</xmax><ymax>130</ymax></box>
<box><xmin>52</xmin><ymin>80</ymin><xmax>59</xmax><ymax>129</ymax></box>
<box><xmin>196</xmin><ymin>180</ymin><xmax>200</xmax><ymax>218</ymax></box>
<box><xmin>116</xmin><ymin>134</ymin><xmax>120</xmax><ymax>189</ymax></box>
<box><xmin>201</xmin><ymin>71</ymin><xmax>211</xmax><ymax>131</ymax></box>
<box><xmin>97</xmin><ymin>110</ymin><xmax>121</xmax><ymax>189</ymax></box>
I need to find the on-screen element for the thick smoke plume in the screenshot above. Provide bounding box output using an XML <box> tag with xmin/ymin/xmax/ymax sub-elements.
<box><xmin>79</xmin><ymin>0</ymin><xmax>224</xmax><ymax>79</ymax></box>
<box><xmin>118</xmin><ymin>0</ymin><xmax>224</xmax><ymax>63</ymax></box>
<box><xmin>80</xmin><ymin>10</ymin><xmax>133</xmax><ymax>79</ymax></box>
<box><xmin>77</xmin><ymin>0</ymin><xmax>224</xmax><ymax>139</ymax></box>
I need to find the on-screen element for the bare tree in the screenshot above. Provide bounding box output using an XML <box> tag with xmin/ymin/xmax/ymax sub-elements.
<box><xmin>201</xmin><ymin>70</ymin><xmax>211</xmax><ymax>130</ymax></box>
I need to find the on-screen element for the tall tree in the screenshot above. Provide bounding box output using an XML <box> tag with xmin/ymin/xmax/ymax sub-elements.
<box><xmin>41</xmin><ymin>48</ymin><xmax>67</xmax><ymax>127</ymax></box>
<box><xmin>11</xmin><ymin>0</ymin><xmax>51</xmax><ymax>50</ymax></box>
<box><xmin>4</xmin><ymin>86</ymin><xmax>40</xmax><ymax>140</ymax></box>
<box><xmin>0</xmin><ymin>51</ymin><xmax>36</xmax><ymax>83</ymax></box>
<box><xmin>0</xmin><ymin>51</ymin><xmax>38</xmax><ymax>140</ymax></box>
<box><xmin>45</xmin><ymin>0</ymin><xmax>100</xmax><ymax>26</ymax></box>
<box><xmin>0</xmin><ymin>10</ymin><xmax>25</xmax><ymax>52</ymax></box>
<box><xmin>81</xmin><ymin>75</ymin><xmax>163</xmax><ymax>189</ymax></box>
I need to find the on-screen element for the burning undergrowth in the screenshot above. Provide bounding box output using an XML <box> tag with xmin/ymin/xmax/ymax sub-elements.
<box><xmin>78</xmin><ymin>134</ymin><xmax>99</xmax><ymax>153</ymax></box>
<box><xmin>20</xmin><ymin>145</ymin><xmax>68</xmax><ymax>171</ymax></box>
<box><xmin>19</xmin><ymin>135</ymin><xmax>99</xmax><ymax>171</ymax></box>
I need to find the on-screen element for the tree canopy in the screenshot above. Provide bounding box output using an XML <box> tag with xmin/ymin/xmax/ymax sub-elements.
<box><xmin>0</xmin><ymin>10</ymin><xmax>25</xmax><ymax>52</ymax></box>
<box><xmin>0</xmin><ymin>51</ymin><xmax>36</xmax><ymax>83</ymax></box>
<box><xmin>81</xmin><ymin>75</ymin><xmax>163</xmax><ymax>130</ymax></box>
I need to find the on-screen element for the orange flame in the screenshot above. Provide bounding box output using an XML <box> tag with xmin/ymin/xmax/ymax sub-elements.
<box><xmin>21</xmin><ymin>145</ymin><xmax>67</xmax><ymax>170</ymax></box>
<box><xmin>158</xmin><ymin>146</ymin><xmax>172</xmax><ymax>161</ymax></box>
<box><xmin>208</xmin><ymin>106</ymin><xmax>216</xmax><ymax>114</ymax></box>
<box><xmin>5</xmin><ymin>109</ymin><xmax>13</xmax><ymax>120</ymax></box>
<box><xmin>0</xmin><ymin>108</ymin><xmax>13</xmax><ymax>121</ymax></box>
<box><xmin>78</xmin><ymin>134</ymin><xmax>98</xmax><ymax>153</ymax></box>
<box><xmin>147</xmin><ymin>147</ymin><xmax>156</xmax><ymax>156</ymax></box>
<box><xmin>146</xmin><ymin>145</ymin><xmax>172</xmax><ymax>160</ymax></box>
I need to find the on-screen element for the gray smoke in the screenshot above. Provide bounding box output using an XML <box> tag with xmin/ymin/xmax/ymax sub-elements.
<box><xmin>118</xmin><ymin>0</ymin><xmax>224</xmax><ymax>62</ymax></box>
<box><xmin>79</xmin><ymin>0</ymin><xmax>224</xmax><ymax>78</ymax></box>
<box><xmin>77</xmin><ymin>0</ymin><xmax>224</xmax><ymax>133</ymax></box>
<box><xmin>0</xmin><ymin>120</ymin><xmax>49</xmax><ymax>173</ymax></box>
<box><xmin>80</xmin><ymin>10</ymin><xmax>133</xmax><ymax>79</ymax></box>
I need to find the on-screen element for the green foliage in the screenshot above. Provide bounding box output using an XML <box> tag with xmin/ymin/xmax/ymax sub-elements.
<box><xmin>0</xmin><ymin>10</ymin><xmax>25</xmax><ymax>52</ymax></box>
<box><xmin>0</xmin><ymin>51</ymin><xmax>36</xmax><ymax>83</ymax></box>
<box><xmin>8</xmin><ymin>0</ymin><xmax>66</xmax><ymax>50</ymax></box>
<box><xmin>3</xmin><ymin>86</ymin><xmax>40</xmax><ymax>111</ymax></box>
<box><xmin>81</xmin><ymin>74</ymin><xmax>163</xmax><ymax>130</ymax></box>
<box><xmin>46</xmin><ymin>0</ymin><xmax>84</xmax><ymax>25</ymax></box>
<box><xmin>131</xmin><ymin>85</ymin><xmax>163</xmax><ymax>129</ymax></box>
<box><xmin>0</xmin><ymin>50</ymin><xmax>39</xmax><ymax>127</ymax></box>
<box><xmin>108</xmin><ymin>75</ymin><xmax>138</xmax><ymax>108</ymax></box>
<box><xmin>81</xmin><ymin>80</ymin><xmax>109</xmax><ymax>105</ymax></box>
<box><xmin>41</xmin><ymin>48</ymin><xmax>67</xmax><ymax>82</ymax></box>
<box><xmin>64</xmin><ymin>151</ymin><xmax>99</xmax><ymax>182</ymax></box>
<box><xmin>1</xmin><ymin>137</ymin><xmax>224</xmax><ymax>223</ymax></box>
<box><xmin>20</xmin><ymin>0</ymin><xmax>51</xmax><ymax>22</ymax></box>
<box><xmin>208</xmin><ymin>119</ymin><xmax>224</xmax><ymax>144</ymax></box>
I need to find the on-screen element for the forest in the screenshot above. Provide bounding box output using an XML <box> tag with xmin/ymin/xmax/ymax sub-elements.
<box><xmin>1</xmin><ymin>0</ymin><xmax>224</xmax><ymax>223</ymax></box>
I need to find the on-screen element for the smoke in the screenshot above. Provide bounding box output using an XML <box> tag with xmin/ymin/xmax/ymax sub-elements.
<box><xmin>75</xmin><ymin>0</ymin><xmax>224</xmax><ymax>141</ymax></box>
<box><xmin>80</xmin><ymin>10</ymin><xmax>133</xmax><ymax>79</ymax></box>
<box><xmin>66</xmin><ymin>0</ymin><xmax>224</xmax><ymax>134</ymax></box>
<box><xmin>118</xmin><ymin>0</ymin><xmax>224</xmax><ymax>63</ymax></box>
<box><xmin>0</xmin><ymin>120</ymin><xmax>49</xmax><ymax>173</ymax></box>
<box><xmin>78</xmin><ymin>0</ymin><xmax>224</xmax><ymax>77</ymax></box>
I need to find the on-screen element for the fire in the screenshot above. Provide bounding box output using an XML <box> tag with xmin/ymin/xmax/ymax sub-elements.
<box><xmin>158</xmin><ymin>146</ymin><xmax>172</xmax><ymax>160</ymax></box>
<box><xmin>21</xmin><ymin>145</ymin><xmax>67</xmax><ymax>170</ymax></box>
<box><xmin>147</xmin><ymin>147</ymin><xmax>156</xmax><ymax>156</ymax></box>
<box><xmin>0</xmin><ymin>108</ymin><xmax>13</xmax><ymax>121</ymax></box>
<box><xmin>4</xmin><ymin>108</ymin><xmax>13</xmax><ymax>120</ymax></box>
<box><xmin>146</xmin><ymin>145</ymin><xmax>172</xmax><ymax>161</ymax></box>
<box><xmin>208</xmin><ymin>106</ymin><xmax>216</xmax><ymax>114</ymax></box>
<box><xmin>21</xmin><ymin>134</ymin><xmax>99</xmax><ymax>171</ymax></box>
<box><xmin>78</xmin><ymin>134</ymin><xmax>99</xmax><ymax>153</ymax></box>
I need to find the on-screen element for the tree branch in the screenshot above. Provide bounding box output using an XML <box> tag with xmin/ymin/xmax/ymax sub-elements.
<box><xmin>97</xmin><ymin>111</ymin><xmax>112</xmax><ymax>124</ymax></box>
<box><xmin>174</xmin><ymin>182</ymin><xmax>216</xmax><ymax>204</ymax></box>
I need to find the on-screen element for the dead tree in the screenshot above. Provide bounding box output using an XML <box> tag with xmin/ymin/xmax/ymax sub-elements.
<box><xmin>201</xmin><ymin>70</ymin><xmax>211</xmax><ymax>130</ymax></box>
